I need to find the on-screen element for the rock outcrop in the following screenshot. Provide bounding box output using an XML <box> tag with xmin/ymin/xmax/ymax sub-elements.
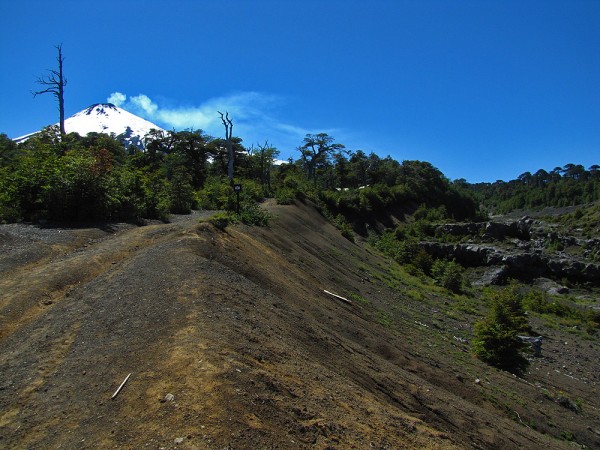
<box><xmin>423</xmin><ymin>217</ymin><xmax>600</xmax><ymax>288</ymax></box>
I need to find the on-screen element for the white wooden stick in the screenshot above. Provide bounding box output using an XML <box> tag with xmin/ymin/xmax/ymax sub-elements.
<box><xmin>111</xmin><ymin>373</ymin><xmax>131</xmax><ymax>400</ymax></box>
<box><xmin>323</xmin><ymin>290</ymin><xmax>352</xmax><ymax>304</ymax></box>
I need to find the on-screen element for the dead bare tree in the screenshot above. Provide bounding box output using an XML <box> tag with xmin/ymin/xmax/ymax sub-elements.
<box><xmin>218</xmin><ymin>111</ymin><xmax>234</xmax><ymax>181</ymax></box>
<box><xmin>33</xmin><ymin>44</ymin><xmax>67</xmax><ymax>135</ymax></box>
<box><xmin>256</xmin><ymin>140</ymin><xmax>279</xmax><ymax>194</ymax></box>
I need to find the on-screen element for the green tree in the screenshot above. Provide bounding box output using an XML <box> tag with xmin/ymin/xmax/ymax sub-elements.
<box><xmin>250</xmin><ymin>141</ymin><xmax>279</xmax><ymax>195</ymax></box>
<box><xmin>348</xmin><ymin>150</ymin><xmax>369</xmax><ymax>187</ymax></box>
<box><xmin>170</xmin><ymin>129</ymin><xmax>210</xmax><ymax>189</ymax></box>
<box><xmin>9</xmin><ymin>139</ymin><xmax>59</xmax><ymax>220</ymax></box>
<box><xmin>45</xmin><ymin>147</ymin><xmax>116</xmax><ymax>221</ymax></box>
<box><xmin>168</xmin><ymin>166</ymin><xmax>195</xmax><ymax>214</ymax></box>
<box><xmin>80</xmin><ymin>132</ymin><xmax>127</xmax><ymax>165</ymax></box>
<box><xmin>472</xmin><ymin>287</ymin><xmax>530</xmax><ymax>374</ymax></box>
<box><xmin>0</xmin><ymin>133</ymin><xmax>18</xmax><ymax>167</ymax></box>
<box><xmin>299</xmin><ymin>133</ymin><xmax>345</xmax><ymax>187</ymax></box>
<box><xmin>333</xmin><ymin>151</ymin><xmax>351</xmax><ymax>189</ymax></box>
<box><xmin>431</xmin><ymin>259</ymin><xmax>464</xmax><ymax>293</ymax></box>
<box><xmin>206</xmin><ymin>136</ymin><xmax>245</xmax><ymax>178</ymax></box>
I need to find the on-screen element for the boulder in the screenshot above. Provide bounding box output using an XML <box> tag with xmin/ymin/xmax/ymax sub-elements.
<box><xmin>533</xmin><ymin>278</ymin><xmax>569</xmax><ymax>295</ymax></box>
<box><xmin>501</xmin><ymin>253</ymin><xmax>546</xmax><ymax>278</ymax></box>
<box><xmin>518</xmin><ymin>335</ymin><xmax>543</xmax><ymax>357</ymax></box>
<box><xmin>482</xmin><ymin>220</ymin><xmax>531</xmax><ymax>242</ymax></box>
<box><xmin>473</xmin><ymin>266</ymin><xmax>509</xmax><ymax>286</ymax></box>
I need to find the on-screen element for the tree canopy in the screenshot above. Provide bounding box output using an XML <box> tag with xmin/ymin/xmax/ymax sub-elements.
<box><xmin>469</xmin><ymin>163</ymin><xmax>600</xmax><ymax>214</ymax></box>
<box><xmin>1</xmin><ymin>122</ymin><xmax>596</xmax><ymax>226</ymax></box>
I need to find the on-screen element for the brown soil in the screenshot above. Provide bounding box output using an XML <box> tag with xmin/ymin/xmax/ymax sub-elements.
<box><xmin>0</xmin><ymin>200</ymin><xmax>598</xmax><ymax>449</ymax></box>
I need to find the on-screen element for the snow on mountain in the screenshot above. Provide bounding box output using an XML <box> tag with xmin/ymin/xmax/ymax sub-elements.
<box><xmin>14</xmin><ymin>103</ymin><xmax>164</xmax><ymax>150</ymax></box>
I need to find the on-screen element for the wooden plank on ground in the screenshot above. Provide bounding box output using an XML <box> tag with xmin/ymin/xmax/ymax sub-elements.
<box><xmin>323</xmin><ymin>290</ymin><xmax>352</xmax><ymax>304</ymax></box>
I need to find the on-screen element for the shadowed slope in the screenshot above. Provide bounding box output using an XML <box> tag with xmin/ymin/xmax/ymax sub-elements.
<box><xmin>0</xmin><ymin>201</ymin><xmax>578</xmax><ymax>448</ymax></box>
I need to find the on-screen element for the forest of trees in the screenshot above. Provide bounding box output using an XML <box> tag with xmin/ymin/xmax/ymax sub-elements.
<box><xmin>1</xmin><ymin>125</ymin><xmax>597</xmax><ymax>227</ymax></box>
<box><xmin>467</xmin><ymin>164</ymin><xmax>600</xmax><ymax>214</ymax></box>
<box><xmin>0</xmin><ymin>126</ymin><xmax>281</xmax><ymax>222</ymax></box>
<box><xmin>0</xmin><ymin>127</ymin><xmax>482</xmax><ymax>227</ymax></box>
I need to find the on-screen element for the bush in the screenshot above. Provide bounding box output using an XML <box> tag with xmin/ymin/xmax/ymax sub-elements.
<box><xmin>198</xmin><ymin>177</ymin><xmax>235</xmax><ymax>210</ymax></box>
<box><xmin>279</xmin><ymin>174</ymin><xmax>312</xmax><ymax>202</ymax></box>
<box><xmin>471</xmin><ymin>286</ymin><xmax>530</xmax><ymax>374</ymax></box>
<box><xmin>168</xmin><ymin>166</ymin><xmax>195</xmax><ymax>214</ymax></box>
<box><xmin>208</xmin><ymin>203</ymin><xmax>271</xmax><ymax>228</ymax></box>
<box><xmin>238</xmin><ymin>203</ymin><xmax>272</xmax><ymax>226</ymax></box>
<box><xmin>413</xmin><ymin>249</ymin><xmax>433</xmax><ymax>275</ymax></box>
<box><xmin>523</xmin><ymin>290</ymin><xmax>571</xmax><ymax>317</ymax></box>
<box><xmin>0</xmin><ymin>173</ymin><xmax>20</xmax><ymax>222</ymax></box>
<box><xmin>431</xmin><ymin>259</ymin><xmax>464</xmax><ymax>293</ymax></box>
<box><xmin>334</xmin><ymin>214</ymin><xmax>355</xmax><ymax>242</ymax></box>
<box><xmin>370</xmin><ymin>232</ymin><xmax>421</xmax><ymax>265</ymax></box>
<box><xmin>524</xmin><ymin>290</ymin><xmax>599</xmax><ymax>334</ymax></box>
<box><xmin>209</xmin><ymin>211</ymin><xmax>238</xmax><ymax>230</ymax></box>
<box><xmin>142</xmin><ymin>175</ymin><xmax>171</xmax><ymax>221</ymax></box>
<box><xmin>275</xmin><ymin>187</ymin><xmax>296</xmax><ymax>205</ymax></box>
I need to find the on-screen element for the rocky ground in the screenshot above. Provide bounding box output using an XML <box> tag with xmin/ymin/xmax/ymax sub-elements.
<box><xmin>0</xmin><ymin>200</ymin><xmax>598</xmax><ymax>449</ymax></box>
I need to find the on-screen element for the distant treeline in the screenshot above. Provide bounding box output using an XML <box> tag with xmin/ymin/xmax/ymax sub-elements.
<box><xmin>1</xmin><ymin>127</ymin><xmax>596</xmax><ymax>225</ymax></box>
<box><xmin>465</xmin><ymin>164</ymin><xmax>600</xmax><ymax>214</ymax></box>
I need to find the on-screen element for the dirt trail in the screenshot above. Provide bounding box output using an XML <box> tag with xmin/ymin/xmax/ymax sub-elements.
<box><xmin>0</xmin><ymin>201</ymin><xmax>590</xmax><ymax>448</ymax></box>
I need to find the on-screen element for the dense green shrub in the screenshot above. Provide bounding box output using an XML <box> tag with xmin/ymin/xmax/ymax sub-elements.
<box><xmin>275</xmin><ymin>171</ymin><xmax>313</xmax><ymax>202</ymax></box>
<box><xmin>168</xmin><ymin>166</ymin><xmax>196</xmax><ymax>214</ymax></box>
<box><xmin>394</xmin><ymin>219</ymin><xmax>435</xmax><ymax>240</ymax></box>
<box><xmin>523</xmin><ymin>290</ymin><xmax>600</xmax><ymax>333</ymax></box>
<box><xmin>238</xmin><ymin>203</ymin><xmax>272</xmax><ymax>226</ymax></box>
<box><xmin>472</xmin><ymin>286</ymin><xmax>530</xmax><ymax>374</ymax></box>
<box><xmin>198</xmin><ymin>178</ymin><xmax>266</xmax><ymax>212</ymax></box>
<box><xmin>412</xmin><ymin>248</ymin><xmax>433</xmax><ymax>275</ymax></box>
<box><xmin>523</xmin><ymin>290</ymin><xmax>571</xmax><ymax>317</ymax></box>
<box><xmin>333</xmin><ymin>214</ymin><xmax>355</xmax><ymax>242</ymax></box>
<box><xmin>431</xmin><ymin>259</ymin><xmax>464</xmax><ymax>293</ymax></box>
<box><xmin>141</xmin><ymin>174</ymin><xmax>171</xmax><ymax>221</ymax></box>
<box><xmin>370</xmin><ymin>231</ymin><xmax>418</xmax><ymax>265</ymax></box>
<box><xmin>209</xmin><ymin>211</ymin><xmax>238</xmax><ymax>230</ymax></box>
<box><xmin>207</xmin><ymin>203</ymin><xmax>271</xmax><ymax>229</ymax></box>
<box><xmin>0</xmin><ymin>167</ymin><xmax>20</xmax><ymax>222</ymax></box>
<box><xmin>45</xmin><ymin>148</ymin><xmax>112</xmax><ymax>220</ymax></box>
<box><xmin>198</xmin><ymin>177</ymin><xmax>235</xmax><ymax>210</ymax></box>
<box><xmin>275</xmin><ymin>187</ymin><xmax>296</xmax><ymax>205</ymax></box>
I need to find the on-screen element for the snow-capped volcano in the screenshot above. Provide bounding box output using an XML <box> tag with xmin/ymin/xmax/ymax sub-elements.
<box><xmin>14</xmin><ymin>103</ymin><xmax>164</xmax><ymax>150</ymax></box>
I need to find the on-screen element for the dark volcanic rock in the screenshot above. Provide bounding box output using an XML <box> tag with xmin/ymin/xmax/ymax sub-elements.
<box><xmin>482</xmin><ymin>218</ymin><xmax>531</xmax><ymax>242</ymax></box>
<box><xmin>420</xmin><ymin>241</ymin><xmax>600</xmax><ymax>285</ymax></box>
<box><xmin>473</xmin><ymin>266</ymin><xmax>510</xmax><ymax>286</ymax></box>
<box><xmin>437</xmin><ymin>223</ymin><xmax>484</xmax><ymax>236</ymax></box>
<box><xmin>501</xmin><ymin>252</ymin><xmax>546</xmax><ymax>279</ymax></box>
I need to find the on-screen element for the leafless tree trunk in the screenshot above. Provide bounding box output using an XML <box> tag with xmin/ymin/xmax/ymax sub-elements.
<box><xmin>33</xmin><ymin>44</ymin><xmax>67</xmax><ymax>135</ymax></box>
<box><xmin>257</xmin><ymin>140</ymin><xmax>277</xmax><ymax>194</ymax></box>
<box><xmin>218</xmin><ymin>111</ymin><xmax>234</xmax><ymax>181</ymax></box>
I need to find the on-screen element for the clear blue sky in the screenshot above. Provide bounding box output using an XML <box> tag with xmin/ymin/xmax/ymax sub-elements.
<box><xmin>1</xmin><ymin>0</ymin><xmax>598</xmax><ymax>182</ymax></box>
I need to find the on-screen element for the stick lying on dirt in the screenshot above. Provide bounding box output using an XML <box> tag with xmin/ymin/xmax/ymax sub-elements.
<box><xmin>323</xmin><ymin>290</ymin><xmax>352</xmax><ymax>304</ymax></box>
<box><xmin>111</xmin><ymin>373</ymin><xmax>132</xmax><ymax>400</ymax></box>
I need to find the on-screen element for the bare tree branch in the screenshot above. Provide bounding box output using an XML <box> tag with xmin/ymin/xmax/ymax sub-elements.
<box><xmin>218</xmin><ymin>111</ymin><xmax>234</xmax><ymax>181</ymax></box>
<box><xmin>33</xmin><ymin>44</ymin><xmax>67</xmax><ymax>135</ymax></box>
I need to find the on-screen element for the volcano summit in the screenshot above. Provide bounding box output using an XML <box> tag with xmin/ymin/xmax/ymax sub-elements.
<box><xmin>14</xmin><ymin>103</ymin><xmax>164</xmax><ymax>150</ymax></box>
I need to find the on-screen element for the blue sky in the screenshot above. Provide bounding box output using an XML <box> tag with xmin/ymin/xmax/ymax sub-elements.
<box><xmin>1</xmin><ymin>0</ymin><xmax>598</xmax><ymax>182</ymax></box>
